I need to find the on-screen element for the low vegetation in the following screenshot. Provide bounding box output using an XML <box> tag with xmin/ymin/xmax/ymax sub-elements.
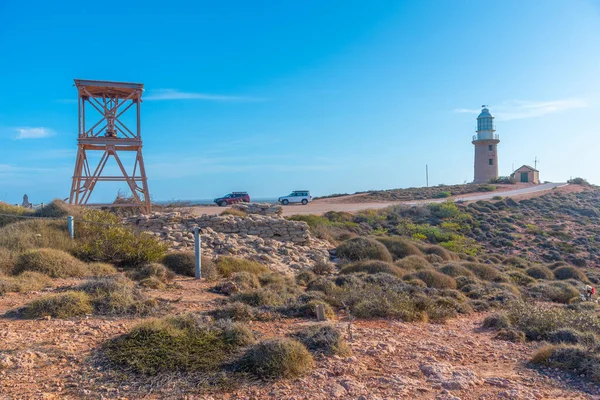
<box><xmin>238</xmin><ymin>338</ymin><xmax>314</xmax><ymax>378</ymax></box>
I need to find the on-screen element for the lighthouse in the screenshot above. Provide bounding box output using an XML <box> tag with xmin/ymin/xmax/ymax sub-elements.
<box><xmin>472</xmin><ymin>106</ymin><xmax>499</xmax><ymax>183</ymax></box>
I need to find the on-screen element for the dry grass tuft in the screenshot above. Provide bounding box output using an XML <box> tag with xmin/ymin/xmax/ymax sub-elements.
<box><xmin>13</xmin><ymin>248</ymin><xmax>88</xmax><ymax>278</ymax></box>
<box><xmin>239</xmin><ymin>338</ymin><xmax>314</xmax><ymax>378</ymax></box>
<box><xmin>22</xmin><ymin>291</ymin><xmax>92</xmax><ymax>318</ymax></box>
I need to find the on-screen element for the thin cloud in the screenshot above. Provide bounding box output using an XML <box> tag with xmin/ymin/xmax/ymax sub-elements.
<box><xmin>145</xmin><ymin>89</ymin><xmax>264</xmax><ymax>102</ymax></box>
<box><xmin>454</xmin><ymin>98</ymin><xmax>587</xmax><ymax>120</ymax></box>
<box><xmin>15</xmin><ymin>127</ymin><xmax>54</xmax><ymax>139</ymax></box>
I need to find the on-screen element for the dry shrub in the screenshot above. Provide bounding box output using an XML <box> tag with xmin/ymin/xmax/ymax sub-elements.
<box><xmin>462</xmin><ymin>262</ymin><xmax>508</xmax><ymax>282</ymax></box>
<box><xmin>502</xmin><ymin>257</ymin><xmax>531</xmax><ymax>269</ymax></box>
<box><xmin>230</xmin><ymin>271</ymin><xmax>261</xmax><ymax>291</ymax></box>
<box><xmin>482</xmin><ymin>313</ymin><xmax>511</xmax><ymax>329</ymax></box>
<box><xmin>0</xmin><ymin>219</ymin><xmax>73</xmax><ymax>253</ymax></box>
<box><xmin>220</xmin><ymin>208</ymin><xmax>246</xmax><ymax>217</ymax></box>
<box><xmin>104</xmin><ymin>314</ymin><xmax>254</xmax><ymax>375</ymax></box>
<box><xmin>22</xmin><ymin>291</ymin><xmax>92</xmax><ymax>318</ymax></box>
<box><xmin>553</xmin><ymin>266</ymin><xmax>589</xmax><ymax>282</ymax></box>
<box><xmin>549</xmin><ymin>328</ymin><xmax>597</xmax><ymax>346</ymax></box>
<box><xmin>423</xmin><ymin>245</ymin><xmax>457</xmax><ymax>261</ymax></box>
<box><xmin>340</xmin><ymin>260</ymin><xmax>403</xmax><ymax>277</ymax></box>
<box><xmin>375</xmin><ymin>237</ymin><xmax>423</xmax><ymax>260</ymax></box>
<box><xmin>239</xmin><ymin>338</ymin><xmax>314</xmax><ymax>378</ymax></box>
<box><xmin>530</xmin><ymin>344</ymin><xmax>600</xmax><ymax>382</ymax></box>
<box><xmin>406</xmin><ymin>270</ymin><xmax>457</xmax><ymax>290</ymax></box>
<box><xmin>293</xmin><ymin>324</ymin><xmax>351</xmax><ymax>356</ymax></box>
<box><xmin>210</xmin><ymin>301</ymin><xmax>256</xmax><ymax>321</ymax></box>
<box><xmin>0</xmin><ymin>248</ymin><xmax>17</xmax><ymax>275</ymax></box>
<box><xmin>530</xmin><ymin>281</ymin><xmax>580</xmax><ymax>304</ymax></box>
<box><xmin>507</xmin><ymin>270</ymin><xmax>536</xmax><ymax>286</ymax></box>
<box><xmin>395</xmin><ymin>255</ymin><xmax>432</xmax><ymax>271</ymax></box>
<box><xmin>526</xmin><ymin>265</ymin><xmax>554</xmax><ymax>280</ymax></box>
<box><xmin>216</xmin><ymin>257</ymin><xmax>268</xmax><ymax>278</ymax></box>
<box><xmin>78</xmin><ymin>276</ymin><xmax>156</xmax><ymax>315</ymax></box>
<box><xmin>13</xmin><ymin>248</ymin><xmax>88</xmax><ymax>278</ymax></box>
<box><xmin>438</xmin><ymin>263</ymin><xmax>474</xmax><ymax>278</ymax></box>
<box><xmin>312</xmin><ymin>261</ymin><xmax>335</xmax><ymax>275</ymax></box>
<box><xmin>336</xmin><ymin>237</ymin><xmax>392</xmax><ymax>262</ymax></box>
<box><xmin>127</xmin><ymin>263</ymin><xmax>175</xmax><ymax>283</ymax></box>
<box><xmin>0</xmin><ymin>271</ymin><xmax>52</xmax><ymax>294</ymax></box>
<box><xmin>296</xmin><ymin>270</ymin><xmax>316</xmax><ymax>286</ymax></box>
<box><xmin>495</xmin><ymin>329</ymin><xmax>525</xmax><ymax>343</ymax></box>
<box><xmin>163</xmin><ymin>252</ymin><xmax>217</xmax><ymax>280</ymax></box>
<box><xmin>86</xmin><ymin>262</ymin><xmax>118</xmax><ymax>277</ymax></box>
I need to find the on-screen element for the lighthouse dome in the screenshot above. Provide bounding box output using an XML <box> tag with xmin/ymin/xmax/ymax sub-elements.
<box><xmin>477</xmin><ymin>107</ymin><xmax>495</xmax><ymax>132</ymax></box>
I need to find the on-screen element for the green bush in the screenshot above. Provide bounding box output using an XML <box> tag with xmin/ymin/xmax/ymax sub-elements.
<box><xmin>375</xmin><ymin>237</ymin><xmax>423</xmax><ymax>260</ymax></box>
<box><xmin>13</xmin><ymin>248</ymin><xmax>89</xmax><ymax>278</ymax></box>
<box><xmin>526</xmin><ymin>266</ymin><xmax>554</xmax><ymax>280</ymax></box>
<box><xmin>340</xmin><ymin>260</ymin><xmax>403</xmax><ymax>277</ymax></box>
<box><xmin>336</xmin><ymin>237</ymin><xmax>393</xmax><ymax>262</ymax></box>
<box><xmin>567</xmin><ymin>177</ymin><xmax>589</xmax><ymax>185</ymax></box>
<box><xmin>163</xmin><ymin>252</ymin><xmax>217</xmax><ymax>279</ymax></box>
<box><xmin>239</xmin><ymin>338</ymin><xmax>314</xmax><ymax>378</ymax></box>
<box><xmin>406</xmin><ymin>270</ymin><xmax>457</xmax><ymax>289</ymax></box>
<box><xmin>104</xmin><ymin>314</ymin><xmax>254</xmax><ymax>375</ymax></box>
<box><xmin>74</xmin><ymin>209</ymin><xmax>167</xmax><ymax>266</ymax></box>
<box><xmin>216</xmin><ymin>257</ymin><xmax>268</xmax><ymax>278</ymax></box>
<box><xmin>22</xmin><ymin>291</ymin><xmax>92</xmax><ymax>318</ymax></box>
<box><xmin>292</xmin><ymin>324</ymin><xmax>351</xmax><ymax>356</ymax></box>
<box><xmin>435</xmin><ymin>191</ymin><xmax>451</xmax><ymax>198</ymax></box>
<box><xmin>553</xmin><ymin>266</ymin><xmax>589</xmax><ymax>282</ymax></box>
<box><xmin>78</xmin><ymin>276</ymin><xmax>156</xmax><ymax>315</ymax></box>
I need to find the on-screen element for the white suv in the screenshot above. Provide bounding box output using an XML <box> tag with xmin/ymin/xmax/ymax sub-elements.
<box><xmin>278</xmin><ymin>190</ymin><xmax>312</xmax><ymax>205</ymax></box>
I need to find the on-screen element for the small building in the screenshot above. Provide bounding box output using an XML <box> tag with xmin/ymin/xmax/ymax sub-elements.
<box><xmin>512</xmin><ymin>165</ymin><xmax>539</xmax><ymax>184</ymax></box>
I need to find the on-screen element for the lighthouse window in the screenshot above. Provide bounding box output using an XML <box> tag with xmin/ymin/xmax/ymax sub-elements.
<box><xmin>488</xmin><ymin>145</ymin><xmax>493</xmax><ymax>151</ymax></box>
<box><xmin>489</xmin><ymin>158</ymin><xmax>493</xmax><ymax>165</ymax></box>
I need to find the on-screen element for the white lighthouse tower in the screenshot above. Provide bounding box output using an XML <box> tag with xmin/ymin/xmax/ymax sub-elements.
<box><xmin>472</xmin><ymin>106</ymin><xmax>500</xmax><ymax>183</ymax></box>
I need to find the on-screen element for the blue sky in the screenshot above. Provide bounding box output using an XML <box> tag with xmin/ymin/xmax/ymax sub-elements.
<box><xmin>1</xmin><ymin>0</ymin><xmax>599</xmax><ymax>204</ymax></box>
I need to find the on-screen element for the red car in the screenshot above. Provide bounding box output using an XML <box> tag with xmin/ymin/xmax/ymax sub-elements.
<box><xmin>214</xmin><ymin>192</ymin><xmax>250</xmax><ymax>206</ymax></box>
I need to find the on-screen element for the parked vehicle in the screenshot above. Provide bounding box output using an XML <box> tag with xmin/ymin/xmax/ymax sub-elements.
<box><xmin>278</xmin><ymin>190</ymin><xmax>312</xmax><ymax>205</ymax></box>
<box><xmin>214</xmin><ymin>192</ymin><xmax>250</xmax><ymax>207</ymax></box>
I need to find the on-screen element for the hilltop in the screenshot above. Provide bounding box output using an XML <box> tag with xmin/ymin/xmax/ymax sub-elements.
<box><xmin>0</xmin><ymin>184</ymin><xmax>599</xmax><ymax>399</ymax></box>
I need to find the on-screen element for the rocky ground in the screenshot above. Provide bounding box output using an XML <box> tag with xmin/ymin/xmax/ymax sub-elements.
<box><xmin>1</xmin><ymin>277</ymin><xmax>598</xmax><ymax>400</ymax></box>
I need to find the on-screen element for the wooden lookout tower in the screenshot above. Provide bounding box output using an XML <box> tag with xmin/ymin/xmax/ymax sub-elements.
<box><xmin>68</xmin><ymin>79</ymin><xmax>151</xmax><ymax>213</ymax></box>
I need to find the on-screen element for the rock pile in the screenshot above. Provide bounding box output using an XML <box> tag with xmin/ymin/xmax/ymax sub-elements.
<box><xmin>123</xmin><ymin>211</ymin><xmax>331</xmax><ymax>274</ymax></box>
<box><xmin>231</xmin><ymin>202</ymin><xmax>282</xmax><ymax>216</ymax></box>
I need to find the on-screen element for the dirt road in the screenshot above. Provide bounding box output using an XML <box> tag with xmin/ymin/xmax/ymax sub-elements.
<box><xmin>189</xmin><ymin>182</ymin><xmax>567</xmax><ymax>217</ymax></box>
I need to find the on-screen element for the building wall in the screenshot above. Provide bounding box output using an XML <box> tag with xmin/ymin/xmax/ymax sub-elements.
<box><xmin>473</xmin><ymin>139</ymin><xmax>499</xmax><ymax>183</ymax></box>
<box><xmin>514</xmin><ymin>168</ymin><xmax>540</xmax><ymax>184</ymax></box>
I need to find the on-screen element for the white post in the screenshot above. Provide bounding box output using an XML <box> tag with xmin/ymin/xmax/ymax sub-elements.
<box><xmin>194</xmin><ymin>227</ymin><xmax>201</xmax><ymax>279</ymax></box>
<box><xmin>67</xmin><ymin>216</ymin><xmax>74</xmax><ymax>239</ymax></box>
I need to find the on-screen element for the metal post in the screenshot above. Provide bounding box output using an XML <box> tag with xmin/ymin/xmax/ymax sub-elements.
<box><xmin>67</xmin><ymin>216</ymin><xmax>74</xmax><ymax>239</ymax></box>
<box><xmin>194</xmin><ymin>227</ymin><xmax>201</xmax><ymax>279</ymax></box>
<box><xmin>426</xmin><ymin>165</ymin><xmax>429</xmax><ymax>187</ymax></box>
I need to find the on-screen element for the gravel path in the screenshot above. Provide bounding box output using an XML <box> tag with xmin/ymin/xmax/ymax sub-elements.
<box><xmin>189</xmin><ymin>183</ymin><xmax>568</xmax><ymax>217</ymax></box>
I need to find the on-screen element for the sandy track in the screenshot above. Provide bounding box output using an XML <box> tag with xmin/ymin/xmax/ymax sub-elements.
<box><xmin>188</xmin><ymin>182</ymin><xmax>568</xmax><ymax>217</ymax></box>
